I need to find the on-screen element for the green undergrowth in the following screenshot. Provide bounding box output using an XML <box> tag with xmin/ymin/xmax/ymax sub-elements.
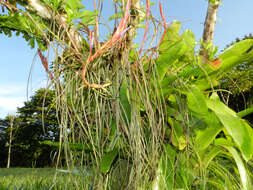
<box><xmin>0</xmin><ymin>168</ymin><xmax>92</xmax><ymax>190</ymax></box>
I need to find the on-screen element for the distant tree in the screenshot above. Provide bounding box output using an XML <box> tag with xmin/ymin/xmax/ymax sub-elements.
<box><xmin>219</xmin><ymin>34</ymin><xmax>253</xmax><ymax>123</ymax></box>
<box><xmin>0</xmin><ymin>88</ymin><xmax>59</xmax><ymax>167</ymax></box>
<box><xmin>16</xmin><ymin>88</ymin><xmax>59</xmax><ymax>142</ymax></box>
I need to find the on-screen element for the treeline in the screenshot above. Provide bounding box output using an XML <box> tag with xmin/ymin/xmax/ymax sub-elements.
<box><xmin>0</xmin><ymin>89</ymin><xmax>59</xmax><ymax>167</ymax></box>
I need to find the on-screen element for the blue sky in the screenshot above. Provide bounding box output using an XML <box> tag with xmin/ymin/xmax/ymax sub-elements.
<box><xmin>0</xmin><ymin>0</ymin><xmax>252</xmax><ymax>118</ymax></box>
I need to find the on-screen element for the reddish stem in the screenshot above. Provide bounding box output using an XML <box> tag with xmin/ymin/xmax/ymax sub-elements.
<box><xmin>159</xmin><ymin>1</ymin><xmax>167</xmax><ymax>44</ymax></box>
<box><xmin>38</xmin><ymin>49</ymin><xmax>55</xmax><ymax>82</ymax></box>
<box><xmin>139</xmin><ymin>0</ymin><xmax>150</xmax><ymax>54</ymax></box>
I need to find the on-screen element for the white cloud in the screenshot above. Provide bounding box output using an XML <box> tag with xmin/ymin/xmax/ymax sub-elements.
<box><xmin>0</xmin><ymin>97</ymin><xmax>25</xmax><ymax>111</ymax></box>
<box><xmin>0</xmin><ymin>82</ymin><xmax>49</xmax><ymax>118</ymax></box>
<box><xmin>0</xmin><ymin>84</ymin><xmax>26</xmax><ymax>96</ymax></box>
<box><xmin>0</xmin><ymin>84</ymin><xmax>27</xmax><ymax>118</ymax></box>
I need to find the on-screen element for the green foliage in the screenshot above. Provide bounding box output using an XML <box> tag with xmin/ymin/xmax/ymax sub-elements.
<box><xmin>0</xmin><ymin>89</ymin><xmax>58</xmax><ymax>167</ymax></box>
<box><xmin>0</xmin><ymin>168</ymin><xmax>92</xmax><ymax>190</ymax></box>
<box><xmin>101</xmin><ymin>149</ymin><xmax>118</xmax><ymax>174</ymax></box>
<box><xmin>0</xmin><ymin>13</ymin><xmax>46</xmax><ymax>49</ymax></box>
<box><xmin>153</xmin><ymin>21</ymin><xmax>253</xmax><ymax>189</ymax></box>
<box><xmin>1</xmin><ymin>1</ymin><xmax>253</xmax><ymax>189</ymax></box>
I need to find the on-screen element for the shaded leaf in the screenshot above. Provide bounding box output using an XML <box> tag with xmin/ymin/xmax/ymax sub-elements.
<box><xmin>101</xmin><ymin>149</ymin><xmax>118</xmax><ymax>174</ymax></box>
<box><xmin>168</xmin><ymin>117</ymin><xmax>186</xmax><ymax>150</ymax></box>
<box><xmin>215</xmin><ymin>139</ymin><xmax>252</xmax><ymax>190</ymax></box>
<box><xmin>120</xmin><ymin>82</ymin><xmax>131</xmax><ymax>125</ymax></box>
<box><xmin>195</xmin><ymin>112</ymin><xmax>223</xmax><ymax>151</ymax></box>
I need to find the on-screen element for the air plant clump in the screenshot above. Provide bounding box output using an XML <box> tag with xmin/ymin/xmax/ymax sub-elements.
<box><xmin>1</xmin><ymin>0</ymin><xmax>253</xmax><ymax>189</ymax></box>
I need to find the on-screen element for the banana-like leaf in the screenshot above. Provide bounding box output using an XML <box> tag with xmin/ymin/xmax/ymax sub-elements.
<box><xmin>159</xmin><ymin>21</ymin><xmax>181</xmax><ymax>52</ymax></box>
<box><xmin>217</xmin><ymin>39</ymin><xmax>253</xmax><ymax>73</ymax></box>
<box><xmin>194</xmin><ymin>111</ymin><xmax>223</xmax><ymax>151</ymax></box>
<box><xmin>206</xmin><ymin>39</ymin><xmax>253</xmax><ymax>78</ymax></box>
<box><xmin>237</xmin><ymin>107</ymin><xmax>253</xmax><ymax>118</ymax></box>
<box><xmin>157</xmin><ymin>40</ymin><xmax>188</xmax><ymax>82</ymax></box>
<box><xmin>206</xmin><ymin>98</ymin><xmax>253</xmax><ymax>161</ymax></box>
<box><xmin>215</xmin><ymin>139</ymin><xmax>252</xmax><ymax>190</ymax></box>
<box><xmin>186</xmin><ymin>86</ymin><xmax>208</xmax><ymax>117</ymax></box>
<box><xmin>157</xmin><ymin>21</ymin><xmax>196</xmax><ymax>83</ymax></box>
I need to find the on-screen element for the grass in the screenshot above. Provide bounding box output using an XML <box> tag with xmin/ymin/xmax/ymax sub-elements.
<box><xmin>0</xmin><ymin>168</ymin><xmax>92</xmax><ymax>190</ymax></box>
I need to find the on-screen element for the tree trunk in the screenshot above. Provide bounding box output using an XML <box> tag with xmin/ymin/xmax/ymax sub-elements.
<box><xmin>122</xmin><ymin>0</ymin><xmax>140</xmax><ymax>63</ymax></box>
<box><xmin>7</xmin><ymin>117</ymin><xmax>14</xmax><ymax>168</ymax></box>
<box><xmin>200</xmin><ymin>0</ymin><xmax>220</xmax><ymax>59</ymax></box>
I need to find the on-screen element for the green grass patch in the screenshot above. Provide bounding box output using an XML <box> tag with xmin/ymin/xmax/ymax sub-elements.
<box><xmin>0</xmin><ymin>168</ymin><xmax>92</xmax><ymax>190</ymax></box>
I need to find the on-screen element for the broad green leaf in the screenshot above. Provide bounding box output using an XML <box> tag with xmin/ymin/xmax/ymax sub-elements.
<box><xmin>78</xmin><ymin>10</ymin><xmax>97</xmax><ymax>25</ymax></box>
<box><xmin>107</xmin><ymin>119</ymin><xmax>117</xmax><ymax>151</ymax></box>
<box><xmin>66</xmin><ymin>0</ymin><xmax>84</xmax><ymax>11</ymax></box>
<box><xmin>181</xmin><ymin>29</ymin><xmax>195</xmax><ymax>54</ymax></box>
<box><xmin>157</xmin><ymin>40</ymin><xmax>188</xmax><ymax>82</ymax></box>
<box><xmin>193</xmin><ymin>78</ymin><xmax>219</xmax><ymax>91</ymax></box>
<box><xmin>215</xmin><ymin>140</ymin><xmax>252</xmax><ymax>190</ymax></box>
<box><xmin>101</xmin><ymin>149</ymin><xmax>118</xmax><ymax>174</ymax></box>
<box><xmin>206</xmin><ymin>99</ymin><xmax>253</xmax><ymax>161</ymax></box>
<box><xmin>237</xmin><ymin>107</ymin><xmax>253</xmax><ymax>118</ymax></box>
<box><xmin>209</xmin><ymin>91</ymin><xmax>220</xmax><ymax>101</ymax></box>
<box><xmin>195</xmin><ymin>112</ymin><xmax>223</xmax><ymax>151</ymax></box>
<box><xmin>160</xmin><ymin>75</ymin><xmax>177</xmax><ymax>97</ymax></box>
<box><xmin>214</xmin><ymin>39</ymin><xmax>253</xmax><ymax>77</ymax></box>
<box><xmin>120</xmin><ymin>82</ymin><xmax>131</xmax><ymax>125</ymax></box>
<box><xmin>159</xmin><ymin>21</ymin><xmax>181</xmax><ymax>52</ymax></box>
<box><xmin>168</xmin><ymin>117</ymin><xmax>186</xmax><ymax>150</ymax></box>
<box><xmin>186</xmin><ymin>86</ymin><xmax>208</xmax><ymax>117</ymax></box>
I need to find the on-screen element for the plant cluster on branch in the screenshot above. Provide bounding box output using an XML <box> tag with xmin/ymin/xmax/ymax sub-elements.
<box><xmin>1</xmin><ymin>0</ymin><xmax>253</xmax><ymax>189</ymax></box>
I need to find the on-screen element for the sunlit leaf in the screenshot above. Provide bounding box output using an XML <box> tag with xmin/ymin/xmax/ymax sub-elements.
<box><xmin>206</xmin><ymin>98</ymin><xmax>253</xmax><ymax>161</ymax></box>
<box><xmin>157</xmin><ymin>40</ymin><xmax>188</xmax><ymax>82</ymax></box>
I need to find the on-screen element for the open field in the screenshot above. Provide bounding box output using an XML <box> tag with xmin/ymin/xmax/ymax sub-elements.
<box><xmin>0</xmin><ymin>168</ymin><xmax>92</xmax><ymax>190</ymax></box>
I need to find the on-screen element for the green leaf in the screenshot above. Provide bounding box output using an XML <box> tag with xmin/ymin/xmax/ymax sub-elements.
<box><xmin>120</xmin><ymin>82</ymin><xmax>131</xmax><ymax>125</ymax></box>
<box><xmin>215</xmin><ymin>140</ymin><xmax>252</xmax><ymax>190</ymax></box>
<box><xmin>186</xmin><ymin>86</ymin><xmax>208</xmax><ymax>116</ymax></box>
<box><xmin>157</xmin><ymin>40</ymin><xmax>188</xmax><ymax>82</ymax></box>
<box><xmin>66</xmin><ymin>0</ymin><xmax>84</xmax><ymax>11</ymax></box>
<box><xmin>181</xmin><ymin>29</ymin><xmax>195</xmax><ymax>54</ymax></box>
<box><xmin>78</xmin><ymin>10</ymin><xmax>97</xmax><ymax>25</ymax></box>
<box><xmin>206</xmin><ymin>98</ymin><xmax>253</xmax><ymax>161</ymax></box>
<box><xmin>195</xmin><ymin>111</ymin><xmax>223</xmax><ymax>151</ymax></box>
<box><xmin>192</xmin><ymin>78</ymin><xmax>219</xmax><ymax>91</ymax></box>
<box><xmin>154</xmin><ymin>144</ymin><xmax>176</xmax><ymax>190</ymax></box>
<box><xmin>215</xmin><ymin>39</ymin><xmax>253</xmax><ymax>77</ymax></box>
<box><xmin>159</xmin><ymin>21</ymin><xmax>181</xmax><ymax>52</ymax></box>
<box><xmin>200</xmin><ymin>146</ymin><xmax>222</xmax><ymax>169</ymax></box>
<box><xmin>108</xmin><ymin>12</ymin><xmax>124</xmax><ymax>21</ymax></box>
<box><xmin>168</xmin><ymin>117</ymin><xmax>186</xmax><ymax>150</ymax></box>
<box><xmin>237</xmin><ymin>107</ymin><xmax>253</xmax><ymax>118</ymax></box>
<box><xmin>101</xmin><ymin>149</ymin><xmax>118</xmax><ymax>174</ymax></box>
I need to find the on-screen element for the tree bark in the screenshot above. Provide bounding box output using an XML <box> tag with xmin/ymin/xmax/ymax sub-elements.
<box><xmin>200</xmin><ymin>0</ymin><xmax>220</xmax><ymax>59</ymax></box>
<box><xmin>7</xmin><ymin>116</ymin><xmax>14</xmax><ymax>168</ymax></box>
<box><xmin>122</xmin><ymin>0</ymin><xmax>140</xmax><ymax>63</ymax></box>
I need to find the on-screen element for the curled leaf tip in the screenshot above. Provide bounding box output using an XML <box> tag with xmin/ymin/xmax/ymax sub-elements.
<box><xmin>210</xmin><ymin>58</ymin><xmax>222</xmax><ymax>69</ymax></box>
